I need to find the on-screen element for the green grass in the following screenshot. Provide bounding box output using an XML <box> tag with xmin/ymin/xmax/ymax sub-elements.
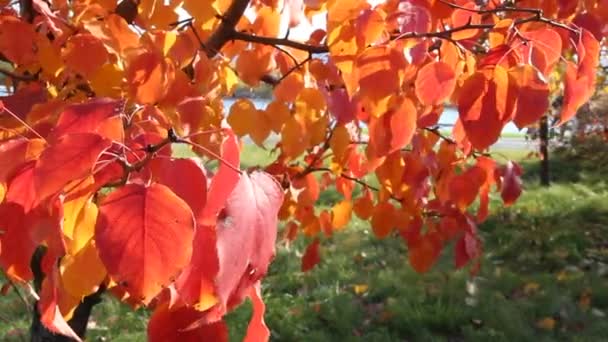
<box><xmin>2</xmin><ymin>146</ymin><xmax>608</xmax><ymax>341</ymax></box>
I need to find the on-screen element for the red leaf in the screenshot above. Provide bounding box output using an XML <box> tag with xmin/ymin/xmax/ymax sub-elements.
<box><xmin>301</xmin><ymin>238</ymin><xmax>320</xmax><ymax>272</ymax></box>
<box><xmin>511</xmin><ymin>65</ymin><xmax>550</xmax><ymax>129</ymax></box>
<box><xmin>0</xmin><ymin>83</ymin><xmax>47</xmax><ymax>121</ymax></box>
<box><xmin>558</xmin><ymin>29</ymin><xmax>600</xmax><ymax>125</ymax></box>
<box><xmin>244</xmin><ymin>282</ymin><xmax>270</xmax><ymax>342</ymax></box>
<box><xmin>474</xmin><ymin>156</ymin><xmax>497</xmax><ymax>222</ymax></box>
<box><xmin>198</xmin><ymin>132</ymin><xmax>240</xmax><ymax>225</ymax></box>
<box><xmin>34</xmin><ymin>133</ymin><xmax>112</xmax><ymax>203</ymax></box>
<box><xmin>368</xmin><ymin>98</ymin><xmax>416</xmax><ymax>157</ymax></box>
<box><xmin>95</xmin><ymin>183</ymin><xmax>195</xmax><ymax>304</ymax></box>
<box><xmin>415</xmin><ymin>61</ymin><xmax>457</xmax><ymax>106</ymax></box>
<box><xmin>500</xmin><ymin>161</ymin><xmax>522</xmax><ymax>206</ymax></box>
<box><xmin>519</xmin><ymin>28</ymin><xmax>562</xmax><ymax>74</ymax></box>
<box><xmin>6</xmin><ymin>162</ymin><xmax>37</xmax><ymax>212</ymax></box>
<box><xmin>148</xmin><ymin>157</ymin><xmax>208</xmax><ymax>217</ymax></box>
<box><xmin>148</xmin><ymin>301</ymin><xmax>228</xmax><ymax>342</ymax></box>
<box><xmin>0</xmin><ymin>203</ymin><xmax>36</xmax><ymax>281</ymax></box>
<box><xmin>0</xmin><ymin>138</ymin><xmax>46</xmax><ymax>184</ymax></box>
<box><xmin>454</xmin><ymin>217</ymin><xmax>481</xmax><ymax>269</ymax></box>
<box><xmin>458</xmin><ymin>67</ymin><xmax>515</xmax><ymax>150</ymax></box>
<box><xmin>177</xmin><ymin>171</ymin><xmax>283</xmax><ymax>319</ymax></box>
<box><xmin>174</xmin><ymin>224</ymin><xmax>220</xmax><ymax>312</ymax></box>
<box><xmin>449</xmin><ymin>166</ymin><xmax>486</xmax><ymax>212</ymax></box>
<box><xmin>214</xmin><ymin>171</ymin><xmax>283</xmax><ymax>308</ymax></box>
<box><xmin>38</xmin><ymin>255</ymin><xmax>82</xmax><ymax>342</ymax></box>
<box><xmin>408</xmin><ymin>233</ymin><xmax>442</xmax><ymax>273</ymax></box>
<box><xmin>51</xmin><ymin>98</ymin><xmax>124</xmax><ymax>141</ymax></box>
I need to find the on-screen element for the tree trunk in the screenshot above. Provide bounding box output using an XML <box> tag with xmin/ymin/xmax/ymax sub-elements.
<box><xmin>539</xmin><ymin>114</ymin><xmax>550</xmax><ymax>186</ymax></box>
<box><xmin>29</xmin><ymin>247</ymin><xmax>105</xmax><ymax>342</ymax></box>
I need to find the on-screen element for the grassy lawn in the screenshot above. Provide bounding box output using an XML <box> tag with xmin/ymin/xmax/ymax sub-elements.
<box><xmin>2</xmin><ymin>144</ymin><xmax>607</xmax><ymax>341</ymax></box>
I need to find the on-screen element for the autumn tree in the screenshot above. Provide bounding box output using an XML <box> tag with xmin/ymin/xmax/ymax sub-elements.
<box><xmin>0</xmin><ymin>0</ymin><xmax>603</xmax><ymax>340</ymax></box>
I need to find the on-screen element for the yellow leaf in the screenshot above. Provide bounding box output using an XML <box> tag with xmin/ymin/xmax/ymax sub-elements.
<box><xmin>523</xmin><ymin>282</ymin><xmax>540</xmax><ymax>295</ymax></box>
<box><xmin>60</xmin><ymin>240</ymin><xmax>107</xmax><ymax>299</ymax></box>
<box><xmin>265</xmin><ymin>101</ymin><xmax>291</xmax><ymax>133</ymax></box>
<box><xmin>71</xmin><ymin>201</ymin><xmax>99</xmax><ymax>255</ymax></box>
<box><xmin>353</xmin><ymin>284</ymin><xmax>369</xmax><ymax>295</ymax></box>
<box><xmin>219</xmin><ymin>63</ymin><xmax>239</xmax><ymax>95</ymax></box>
<box><xmin>227</xmin><ymin>98</ymin><xmax>256</xmax><ymax>137</ymax></box>
<box><xmin>331</xmin><ymin>200</ymin><xmax>352</xmax><ymax>229</ymax></box>
<box><xmin>0</xmin><ymin>182</ymin><xmax>5</xmax><ymax>203</ymax></box>
<box><xmin>62</xmin><ymin>177</ymin><xmax>95</xmax><ymax>242</ymax></box>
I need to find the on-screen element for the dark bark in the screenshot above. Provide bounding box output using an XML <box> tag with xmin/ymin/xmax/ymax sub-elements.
<box><xmin>29</xmin><ymin>247</ymin><xmax>105</xmax><ymax>342</ymax></box>
<box><xmin>539</xmin><ymin>114</ymin><xmax>550</xmax><ymax>186</ymax></box>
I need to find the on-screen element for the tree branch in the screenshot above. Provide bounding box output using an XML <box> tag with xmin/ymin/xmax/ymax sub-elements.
<box><xmin>0</xmin><ymin>67</ymin><xmax>38</xmax><ymax>81</ymax></box>
<box><xmin>204</xmin><ymin>0</ymin><xmax>250</xmax><ymax>57</ymax></box>
<box><xmin>230</xmin><ymin>30</ymin><xmax>329</xmax><ymax>54</ymax></box>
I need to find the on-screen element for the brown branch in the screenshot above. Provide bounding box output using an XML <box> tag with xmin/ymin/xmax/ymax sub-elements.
<box><xmin>424</xmin><ymin>127</ymin><xmax>456</xmax><ymax>144</ymax></box>
<box><xmin>274</xmin><ymin>53</ymin><xmax>312</xmax><ymax>85</ymax></box>
<box><xmin>231</xmin><ymin>30</ymin><xmax>329</xmax><ymax>54</ymax></box>
<box><xmin>437</xmin><ymin>0</ymin><xmax>540</xmax><ymax>15</ymax></box>
<box><xmin>0</xmin><ymin>67</ymin><xmax>38</xmax><ymax>81</ymax></box>
<box><xmin>227</xmin><ymin>12</ymin><xmax>576</xmax><ymax>56</ymax></box>
<box><xmin>204</xmin><ymin>0</ymin><xmax>250</xmax><ymax>58</ymax></box>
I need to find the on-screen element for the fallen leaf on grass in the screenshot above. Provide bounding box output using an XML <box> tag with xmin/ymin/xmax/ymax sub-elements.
<box><xmin>536</xmin><ymin>317</ymin><xmax>556</xmax><ymax>330</ymax></box>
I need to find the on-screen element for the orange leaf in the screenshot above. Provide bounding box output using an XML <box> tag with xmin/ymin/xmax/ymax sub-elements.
<box><xmin>368</xmin><ymin>98</ymin><xmax>417</xmax><ymax>158</ymax></box>
<box><xmin>227</xmin><ymin>98</ymin><xmax>257</xmax><ymax>137</ymax></box>
<box><xmin>415</xmin><ymin>61</ymin><xmax>457</xmax><ymax>106</ymax></box>
<box><xmin>371</xmin><ymin>202</ymin><xmax>396</xmax><ymax>238</ymax></box>
<box><xmin>265</xmin><ymin>101</ymin><xmax>291</xmax><ymax>133</ymax></box>
<box><xmin>60</xmin><ymin>240</ymin><xmax>107</xmax><ymax>299</ymax></box>
<box><xmin>95</xmin><ymin>183</ymin><xmax>195</xmax><ymax>304</ymax></box>
<box><xmin>331</xmin><ymin>200</ymin><xmax>352</xmax><ymax>229</ymax></box>
<box><xmin>274</xmin><ymin>72</ymin><xmax>304</xmax><ymax>103</ymax></box>
<box><xmin>127</xmin><ymin>51</ymin><xmax>173</xmax><ymax>104</ymax></box>
<box><xmin>353</xmin><ymin>189</ymin><xmax>374</xmax><ymax>219</ymax></box>
<box><xmin>62</xmin><ymin>33</ymin><xmax>109</xmax><ymax>77</ymax></box>
<box><xmin>0</xmin><ymin>16</ymin><xmax>37</xmax><ymax>64</ymax></box>
<box><xmin>510</xmin><ymin>65</ymin><xmax>550</xmax><ymax>129</ymax></box>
